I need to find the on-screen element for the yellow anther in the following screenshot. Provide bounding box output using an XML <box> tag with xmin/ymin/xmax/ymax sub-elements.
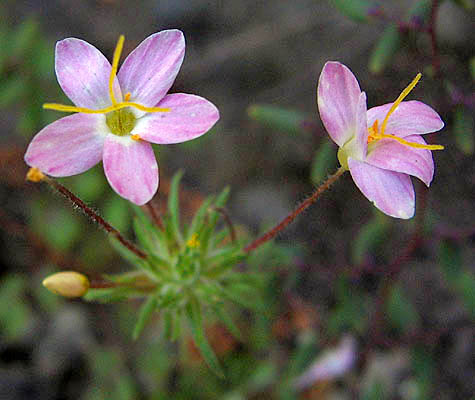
<box><xmin>186</xmin><ymin>233</ymin><xmax>200</xmax><ymax>248</ymax></box>
<box><xmin>109</xmin><ymin>35</ymin><xmax>125</xmax><ymax>106</ymax></box>
<box><xmin>131</xmin><ymin>134</ymin><xmax>141</xmax><ymax>141</ymax></box>
<box><xmin>124</xmin><ymin>92</ymin><xmax>131</xmax><ymax>101</ymax></box>
<box><xmin>26</xmin><ymin>167</ymin><xmax>46</xmax><ymax>182</ymax></box>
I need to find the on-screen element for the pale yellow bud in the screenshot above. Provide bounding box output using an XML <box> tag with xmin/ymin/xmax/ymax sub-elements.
<box><xmin>42</xmin><ymin>271</ymin><xmax>90</xmax><ymax>298</ymax></box>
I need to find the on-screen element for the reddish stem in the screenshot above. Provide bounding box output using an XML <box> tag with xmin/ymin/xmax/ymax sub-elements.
<box><xmin>144</xmin><ymin>201</ymin><xmax>164</xmax><ymax>229</ymax></box>
<box><xmin>45</xmin><ymin>177</ymin><xmax>147</xmax><ymax>260</ymax></box>
<box><xmin>214</xmin><ymin>207</ymin><xmax>237</xmax><ymax>243</ymax></box>
<box><xmin>244</xmin><ymin>167</ymin><xmax>346</xmax><ymax>253</ymax></box>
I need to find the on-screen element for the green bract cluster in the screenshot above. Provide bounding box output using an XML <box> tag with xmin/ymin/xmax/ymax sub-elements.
<box><xmin>85</xmin><ymin>171</ymin><xmax>259</xmax><ymax>375</ymax></box>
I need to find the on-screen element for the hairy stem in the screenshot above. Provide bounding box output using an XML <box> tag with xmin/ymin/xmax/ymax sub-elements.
<box><xmin>213</xmin><ymin>207</ymin><xmax>237</xmax><ymax>243</ymax></box>
<box><xmin>244</xmin><ymin>167</ymin><xmax>346</xmax><ymax>253</ymax></box>
<box><xmin>44</xmin><ymin>177</ymin><xmax>148</xmax><ymax>260</ymax></box>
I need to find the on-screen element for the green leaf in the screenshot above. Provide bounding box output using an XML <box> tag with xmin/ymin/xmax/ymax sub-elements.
<box><xmin>103</xmin><ymin>271</ymin><xmax>150</xmax><ymax>284</ymax></box>
<box><xmin>168</xmin><ymin>170</ymin><xmax>184</xmax><ymax>245</ymax></box>
<box><xmin>0</xmin><ymin>275</ymin><xmax>32</xmax><ymax>340</ymax></box>
<box><xmin>200</xmin><ymin>187</ymin><xmax>230</xmax><ymax>250</ymax></box>
<box><xmin>328</xmin><ymin>277</ymin><xmax>368</xmax><ymax>335</ymax></box>
<box><xmin>210</xmin><ymin>281</ymin><xmax>265</xmax><ymax>311</ymax></box>
<box><xmin>83</xmin><ymin>287</ymin><xmax>137</xmax><ymax>303</ymax></box>
<box><xmin>187</xmin><ymin>195</ymin><xmax>214</xmax><ymax>238</ymax></box>
<box><xmin>0</xmin><ymin>76</ymin><xmax>27</xmax><ymax>108</ymax></box>
<box><xmin>0</xmin><ymin>25</ymin><xmax>9</xmax><ymax>74</ymax></box>
<box><xmin>352</xmin><ymin>212</ymin><xmax>389</xmax><ymax>265</ymax></box>
<box><xmin>438</xmin><ymin>240</ymin><xmax>462</xmax><ymax>285</ymax></box>
<box><xmin>386</xmin><ymin>284</ymin><xmax>419</xmax><ymax>332</ymax></box>
<box><xmin>213</xmin><ymin>306</ymin><xmax>242</xmax><ymax>340</ymax></box>
<box><xmin>438</xmin><ymin>241</ymin><xmax>475</xmax><ymax>318</ymax></box>
<box><xmin>411</xmin><ymin>346</ymin><xmax>434</xmax><ymax>399</ymax></box>
<box><xmin>310</xmin><ymin>140</ymin><xmax>337</xmax><ymax>185</ymax></box>
<box><xmin>186</xmin><ymin>294</ymin><xmax>224</xmax><ymax>377</ymax></box>
<box><xmin>247</xmin><ymin>104</ymin><xmax>307</xmax><ymax>135</ymax></box>
<box><xmin>452</xmin><ymin>0</ymin><xmax>475</xmax><ymax>11</ymax></box>
<box><xmin>133</xmin><ymin>217</ymin><xmax>157</xmax><ymax>253</ymax></box>
<box><xmin>330</xmin><ymin>0</ymin><xmax>375</xmax><ymax>23</ymax></box>
<box><xmin>133</xmin><ymin>294</ymin><xmax>159</xmax><ymax>340</ymax></box>
<box><xmin>456</xmin><ymin>271</ymin><xmax>475</xmax><ymax>318</ymax></box>
<box><xmin>131</xmin><ymin>204</ymin><xmax>170</xmax><ymax>257</ymax></box>
<box><xmin>361</xmin><ymin>381</ymin><xmax>387</xmax><ymax>400</ymax></box>
<box><xmin>108</xmin><ymin>235</ymin><xmax>153</xmax><ymax>273</ymax></box>
<box><xmin>11</xmin><ymin>17</ymin><xmax>40</xmax><ymax>60</ymax></box>
<box><xmin>454</xmin><ymin>106</ymin><xmax>474</xmax><ymax>155</ymax></box>
<box><xmin>369</xmin><ymin>24</ymin><xmax>401</xmax><ymax>74</ymax></box>
<box><xmin>205</xmin><ymin>253</ymin><xmax>247</xmax><ymax>279</ymax></box>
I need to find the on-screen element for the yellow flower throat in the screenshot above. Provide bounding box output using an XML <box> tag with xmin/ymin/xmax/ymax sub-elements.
<box><xmin>366</xmin><ymin>73</ymin><xmax>443</xmax><ymax>151</ymax></box>
<box><xmin>43</xmin><ymin>35</ymin><xmax>170</xmax><ymax>138</ymax></box>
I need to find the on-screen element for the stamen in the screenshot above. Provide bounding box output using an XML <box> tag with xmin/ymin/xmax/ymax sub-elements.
<box><xmin>131</xmin><ymin>134</ymin><xmax>141</xmax><ymax>141</ymax></box>
<box><xmin>109</xmin><ymin>35</ymin><xmax>125</xmax><ymax>106</ymax></box>
<box><xmin>379</xmin><ymin>133</ymin><xmax>444</xmax><ymax>150</ymax></box>
<box><xmin>186</xmin><ymin>233</ymin><xmax>200</xmax><ymax>248</ymax></box>
<box><xmin>43</xmin><ymin>102</ymin><xmax>170</xmax><ymax>114</ymax></box>
<box><xmin>26</xmin><ymin>167</ymin><xmax>46</xmax><ymax>182</ymax></box>
<box><xmin>42</xmin><ymin>35</ymin><xmax>171</xmax><ymax>117</ymax></box>
<box><xmin>367</xmin><ymin>120</ymin><xmax>379</xmax><ymax>143</ymax></box>
<box><xmin>380</xmin><ymin>73</ymin><xmax>421</xmax><ymax>136</ymax></box>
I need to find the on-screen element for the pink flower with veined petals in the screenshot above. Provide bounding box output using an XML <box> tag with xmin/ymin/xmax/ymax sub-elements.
<box><xmin>317</xmin><ymin>61</ymin><xmax>444</xmax><ymax>219</ymax></box>
<box><xmin>25</xmin><ymin>30</ymin><xmax>219</xmax><ymax>205</ymax></box>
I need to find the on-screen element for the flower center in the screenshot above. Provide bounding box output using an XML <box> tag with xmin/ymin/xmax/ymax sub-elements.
<box><xmin>366</xmin><ymin>73</ymin><xmax>443</xmax><ymax>151</ymax></box>
<box><xmin>42</xmin><ymin>35</ymin><xmax>171</xmax><ymax>117</ymax></box>
<box><xmin>106</xmin><ymin>108</ymin><xmax>136</xmax><ymax>136</ymax></box>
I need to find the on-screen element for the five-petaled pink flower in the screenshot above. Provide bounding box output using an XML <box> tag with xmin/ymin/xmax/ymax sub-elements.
<box><xmin>25</xmin><ymin>30</ymin><xmax>219</xmax><ymax>205</ymax></box>
<box><xmin>317</xmin><ymin>61</ymin><xmax>444</xmax><ymax>219</ymax></box>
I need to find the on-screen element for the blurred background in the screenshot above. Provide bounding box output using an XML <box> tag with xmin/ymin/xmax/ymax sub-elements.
<box><xmin>0</xmin><ymin>0</ymin><xmax>474</xmax><ymax>399</ymax></box>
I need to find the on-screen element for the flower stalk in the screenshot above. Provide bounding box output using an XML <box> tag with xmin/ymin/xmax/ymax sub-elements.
<box><xmin>27</xmin><ymin>168</ymin><xmax>147</xmax><ymax>260</ymax></box>
<box><xmin>244</xmin><ymin>167</ymin><xmax>346</xmax><ymax>253</ymax></box>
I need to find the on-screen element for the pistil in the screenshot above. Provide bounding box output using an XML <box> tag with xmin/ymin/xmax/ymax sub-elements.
<box><xmin>367</xmin><ymin>73</ymin><xmax>444</xmax><ymax>151</ymax></box>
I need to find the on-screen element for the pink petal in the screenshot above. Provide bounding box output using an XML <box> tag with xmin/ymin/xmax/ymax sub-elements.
<box><xmin>348</xmin><ymin>158</ymin><xmax>415</xmax><ymax>219</ymax></box>
<box><xmin>24</xmin><ymin>114</ymin><xmax>107</xmax><ymax>176</ymax></box>
<box><xmin>118</xmin><ymin>30</ymin><xmax>185</xmax><ymax>109</ymax></box>
<box><xmin>132</xmin><ymin>94</ymin><xmax>219</xmax><ymax>144</ymax></box>
<box><xmin>103</xmin><ymin>135</ymin><xmax>158</xmax><ymax>205</ymax></box>
<box><xmin>365</xmin><ymin>135</ymin><xmax>434</xmax><ymax>186</ymax></box>
<box><xmin>367</xmin><ymin>100</ymin><xmax>444</xmax><ymax>137</ymax></box>
<box><xmin>55</xmin><ymin>38</ymin><xmax>121</xmax><ymax>109</ymax></box>
<box><xmin>317</xmin><ymin>61</ymin><xmax>363</xmax><ymax>147</ymax></box>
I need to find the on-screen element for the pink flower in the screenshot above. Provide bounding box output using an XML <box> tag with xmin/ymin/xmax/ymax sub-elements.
<box><xmin>317</xmin><ymin>61</ymin><xmax>444</xmax><ymax>219</ymax></box>
<box><xmin>25</xmin><ymin>31</ymin><xmax>219</xmax><ymax>205</ymax></box>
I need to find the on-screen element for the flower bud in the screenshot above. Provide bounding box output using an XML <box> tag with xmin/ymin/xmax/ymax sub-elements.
<box><xmin>42</xmin><ymin>271</ymin><xmax>90</xmax><ymax>298</ymax></box>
